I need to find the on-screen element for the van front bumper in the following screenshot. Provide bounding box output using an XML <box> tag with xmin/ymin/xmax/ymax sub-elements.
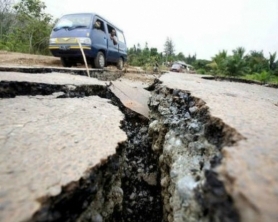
<box><xmin>49</xmin><ymin>45</ymin><xmax>93</xmax><ymax>57</ymax></box>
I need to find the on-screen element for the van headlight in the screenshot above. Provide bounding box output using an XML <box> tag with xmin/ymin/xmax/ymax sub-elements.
<box><xmin>49</xmin><ymin>38</ymin><xmax>57</xmax><ymax>44</ymax></box>
<box><xmin>77</xmin><ymin>37</ymin><xmax>91</xmax><ymax>45</ymax></box>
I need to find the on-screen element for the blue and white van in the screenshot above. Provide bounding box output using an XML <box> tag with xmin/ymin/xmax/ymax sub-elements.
<box><xmin>49</xmin><ymin>13</ymin><xmax>127</xmax><ymax>70</ymax></box>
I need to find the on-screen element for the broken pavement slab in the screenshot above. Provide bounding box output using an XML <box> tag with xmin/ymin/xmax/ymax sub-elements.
<box><xmin>0</xmin><ymin>71</ymin><xmax>151</xmax><ymax>118</ymax></box>
<box><xmin>0</xmin><ymin>71</ymin><xmax>106</xmax><ymax>86</ymax></box>
<box><xmin>159</xmin><ymin>72</ymin><xmax>278</xmax><ymax>222</ymax></box>
<box><xmin>0</xmin><ymin>70</ymin><xmax>164</xmax><ymax>222</ymax></box>
<box><xmin>111</xmin><ymin>79</ymin><xmax>150</xmax><ymax>118</ymax></box>
<box><xmin>0</xmin><ymin>72</ymin><xmax>130</xmax><ymax>222</ymax></box>
<box><xmin>0</xmin><ymin>96</ymin><xmax>127</xmax><ymax>222</ymax></box>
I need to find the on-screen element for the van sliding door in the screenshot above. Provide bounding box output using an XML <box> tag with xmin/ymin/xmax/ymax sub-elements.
<box><xmin>92</xmin><ymin>18</ymin><xmax>107</xmax><ymax>56</ymax></box>
<box><xmin>116</xmin><ymin>31</ymin><xmax>126</xmax><ymax>57</ymax></box>
<box><xmin>106</xmin><ymin>24</ymin><xmax>119</xmax><ymax>63</ymax></box>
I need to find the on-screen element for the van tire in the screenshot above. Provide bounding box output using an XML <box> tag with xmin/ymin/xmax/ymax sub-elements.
<box><xmin>94</xmin><ymin>52</ymin><xmax>105</xmax><ymax>69</ymax></box>
<box><xmin>60</xmin><ymin>58</ymin><xmax>72</xmax><ymax>67</ymax></box>
<box><xmin>117</xmin><ymin>57</ymin><xmax>124</xmax><ymax>70</ymax></box>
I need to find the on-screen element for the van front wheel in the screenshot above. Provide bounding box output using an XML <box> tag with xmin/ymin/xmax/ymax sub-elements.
<box><xmin>94</xmin><ymin>52</ymin><xmax>105</xmax><ymax>69</ymax></box>
<box><xmin>117</xmin><ymin>57</ymin><xmax>124</xmax><ymax>70</ymax></box>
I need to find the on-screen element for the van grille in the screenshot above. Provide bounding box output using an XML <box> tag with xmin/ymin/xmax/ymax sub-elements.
<box><xmin>57</xmin><ymin>38</ymin><xmax>77</xmax><ymax>44</ymax></box>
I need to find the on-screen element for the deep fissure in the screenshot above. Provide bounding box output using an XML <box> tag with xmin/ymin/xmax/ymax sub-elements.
<box><xmin>0</xmin><ymin>79</ymin><xmax>243</xmax><ymax>221</ymax></box>
<box><xmin>1</xmin><ymin>81</ymin><xmax>164</xmax><ymax>222</ymax></box>
<box><xmin>148</xmin><ymin>86</ymin><xmax>243</xmax><ymax>222</ymax></box>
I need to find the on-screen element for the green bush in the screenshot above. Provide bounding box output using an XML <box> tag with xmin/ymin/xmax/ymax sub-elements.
<box><xmin>196</xmin><ymin>68</ymin><xmax>206</xmax><ymax>74</ymax></box>
<box><xmin>245</xmin><ymin>71</ymin><xmax>271</xmax><ymax>83</ymax></box>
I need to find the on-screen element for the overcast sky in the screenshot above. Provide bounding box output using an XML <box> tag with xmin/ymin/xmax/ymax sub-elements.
<box><xmin>41</xmin><ymin>0</ymin><xmax>278</xmax><ymax>60</ymax></box>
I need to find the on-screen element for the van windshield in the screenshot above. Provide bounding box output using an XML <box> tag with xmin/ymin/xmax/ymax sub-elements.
<box><xmin>54</xmin><ymin>14</ymin><xmax>92</xmax><ymax>31</ymax></box>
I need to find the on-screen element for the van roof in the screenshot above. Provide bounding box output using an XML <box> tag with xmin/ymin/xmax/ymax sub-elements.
<box><xmin>60</xmin><ymin>12</ymin><xmax>124</xmax><ymax>33</ymax></box>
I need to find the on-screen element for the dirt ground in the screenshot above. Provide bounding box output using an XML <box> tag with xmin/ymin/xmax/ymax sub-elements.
<box><xmin>0</xmin><ymin>50</ymin><xmax>62</xmax><ymax>67</ymax></box>
<box><xmin>0</xmin><ymin>50</ymin><xmax>160</xmax><ymax>84</ymax></box>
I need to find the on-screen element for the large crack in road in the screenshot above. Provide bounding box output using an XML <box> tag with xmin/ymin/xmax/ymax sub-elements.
<box><xmin>148</xmin><ymin>86</ymin><xmax>244</xmax><ymax>222</ymax></box>
<box><xmin>0</xmin><ymin>75</ymin><xmax>245</xmax><ymax>222</ymax></box>
<box><xmin>0</xmin><ymin>81</ymin><xmax>163</xmax><ymax>222</ymax></box>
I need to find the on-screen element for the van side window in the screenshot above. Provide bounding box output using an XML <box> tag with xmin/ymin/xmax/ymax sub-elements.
<box><xmin>107</xmin><ymin>24</ymin><xmax>118</xmax><ymax>45</ymax></box>
<box><xmin>117</xmin><ymin>31</ymin><xmax>125</xmax><ymax>43</ymax></box>
<box><xmin>107</xmin><ymin>24</ymin><xmax>117</xmax><ymax>37</ymax></box>
<box><xmin>94</xmin><ymin>19</ymin><xmax>105</xmax><ymax>32</ymax></box>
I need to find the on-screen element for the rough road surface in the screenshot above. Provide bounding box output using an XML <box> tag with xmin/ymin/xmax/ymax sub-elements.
<box><xmin>159</xmin><ymin>73</ymin><xmax>278</xmax><ymax>222</ymax></box>
<box><xmin>0</xmin><ymin>73</ymin><xmax>129</xmax><ymax>222</ymax></box>
<box><xmin>0</xmin><ymin>68</ymin><xmax>156</xmax><ymax>222</ymax></box>
<box><xmin>0</xmin><ymin>51</ymin><xmax>278</xmax><ymax>222</ymax></box>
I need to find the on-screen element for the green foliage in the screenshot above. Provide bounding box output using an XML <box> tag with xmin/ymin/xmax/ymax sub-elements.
<box><xmin>245</xmin><ymin>50</ymin><xmax>268</xmax><ymax>74</ymax></box>
<box><xmin>150</xmin><ymin>47</ymin><xmax>158</xmax><ymax>57</ymax></box>
<box><xmin>245</xmin><ymin>71</ymin><xmax>272</xmax><ymax>84</ymax></box>
<box><xmin>210</xmin><ymin>50</ymin><xmax>228</xmax><ymax>75</ymax></box>
<box><xmin>164</xmin><ymin>37</ymin><xmax>175</xmax><ymax>57</ymax></box>
<box><xmin>193</xmin><ymin>59</ymin><xmax>211</xmax><ymax>71</ymax></box>
<box><xmin>0</xmin><ymin>0</ymin><xmax>15</xmax><ymax>41</ymax></box>
<box><xmin>176</xmin><ymin>52</ymin><xmax>186</xmax><ymax>61</ymax></box>
<box><xmin>207</xmin><ymin>47</ymin><xmax>277</xmax><ymax>79</ymax></box>
<box><xmin>127</xmin><ymin>39</ymin><xmax>278</xmax><ymax>82</ymax></box>
<box><xmin>0</xmin><ymin>0</ymin><xmax>53</xmax><ymax>55</ymax></box>
<box><xmin>196</xmin><ymin>68</ymin><xmax>206</xmax><ymax>74</ymax></box>
<box><xmin>224</xmin><ymin>48</ymin><xmax>249</xmax><ymax>77</ymax></box>
<box><xmin>206</xmin><ymin>47</ymin><xmax>278</xmax><ymax>83</ymax></box>
<box><xmin>142</xmin><ymin>42</ymin><xmax>150</xmax><ymax>58</ymax></box>
<box><xmin>184</xmin><ymin>54</ymin><xmax>196</xmax><ymax>65</ymax></box>
<box><xmin>232</xmin><ymin>47</ymin><xmax>245</xmax><ymax>59</ymax></box>
<box><xmin>206</xmin><ymin>61</ymin><xmax>218</xmax><ymax>76</ymax></box>
<box><xmin>127</xmin><ymin>42</ymin><xmax>163</xmax><ymax>68</ymax></box>
<box><xmin>272</xmin><ymin>69</ymin><xmax>278</xmax><ymax>77</ymax></box>
<box><xmin>11</xmin><ymin>0</ymin><xmax>53</xmax><ymax>54</ymax></box>
<box><xmin>269</xmin><ymin>52</ymin><xmax>277</xmax><ymax>72</ymax></box>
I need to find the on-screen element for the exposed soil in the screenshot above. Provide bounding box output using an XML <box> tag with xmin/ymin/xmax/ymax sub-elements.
<box><xmin>0</xmin><ymin>50</ymin><xmax>62</xmax><ymax>67</ymax></box>
<box><xmin>0</xmin><ymin>50</ymin><xmax>157</xmax><ymax>84</ymax></box>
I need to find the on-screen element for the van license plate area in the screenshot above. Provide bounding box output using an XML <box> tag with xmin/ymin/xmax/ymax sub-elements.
<box><xmin>59</xmin><ymin>45</ymin><xmax>70</xmax><ymax>50</ymax></box>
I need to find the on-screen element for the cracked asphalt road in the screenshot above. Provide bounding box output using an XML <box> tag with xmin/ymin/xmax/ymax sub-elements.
<box><xmin>160</xmin><ymin>72</ymin><xmax>278</xmax><ymax>222</ymax></box>
<box><xmin>1</xmin><ymin>70</ymin><xmax>278</xmax><ymax>222</ymax></box>
<box><xmin>0</xmin><ymin>73</ymin><xmax>129</xmax><ymax>222</ymax></box>
<box><xmin>0</xmin><ymin>69</ymin><xmax>154</xmax><ymax>222</ymax></box>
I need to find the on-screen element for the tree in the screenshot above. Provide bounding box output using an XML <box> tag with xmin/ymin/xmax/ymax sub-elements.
<box><xmin>185</xmin><ymin>54</ymin><xmax>196</xmax><ymax>64</ymax></box>
<box><xmin>11</xmin><ymin>0</ymin><xmax>53</xmax><ymax>53</ymax></box>
<box><xmin>193</xmin><ymin>59</ymin><xmax>210</xmax><ymax>70</ymax></box>
<box><xmin>150</xmin><ymin>48</ymin><xmax>158</xmax><ymax>57</ymax></box>
<box><xmin>0</xmin><ymin>0</ymin><xmax>14</xmax><ymax>42</ymax></box>
<box><xmin>232</xmin><ymin>47</ymin><xmax>246</xmax><ymax>59</ymax></box>
<box><xmin>133</xmin><ymin>44</ymin><xmax>137</xmax><ymax>53</ymax></box>
<box><xmin>164</xmin><ymin>37</ymin><xmax>175</xmax><ymax>59</ymax></box>
<box><xmin>136</xmin><ymin>43</ymin><xmax>141</xmax><ymax>54</ymax></box>
<box><xmin>245</xmin><ymin>50</ymin><xmax>268</xmax><ymax>74</ymax></box>
<box><xmin>176</xmin><ymin>52</ymin><xmax>186</xmax><ymax>61</ymax></box>
<box><xmin>224</xmin><ymin>47</ymin><xmax>249</xmax><ymax>77</ymax></box>
<box><xmin>269</xmin><ymin>52</ymin><xmax>277</xmax><ymax>71</ymax></box>
<box><xmin>142</xmin><ymin>42</ymin><xmax>150</xmax><ymax>59</ymax></box>
<box><xmin>209</xmin><ymin>50</ymin><xmax>228</xmax><ymax>75</ymax></box>
<box><xmin>127</xmin><ymin>47</ymin><xmax>136</xmax><ymax>65</ymax></box>
<box><xmin>268</xmin><ymin>52</ymin><xmax>278</xmax><ymax>76</ymax></box>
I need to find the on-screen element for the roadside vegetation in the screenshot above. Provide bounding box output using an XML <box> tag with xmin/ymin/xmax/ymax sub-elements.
<box><xmin>204</xmin><ymin>48</ymin><xmax>278</xmax><ymax>84</ymax></box>
<box><xmin>1</xmin><ymin>0</ymin><xmax>277</xmax><ymax>84</ymax></box>
<box><xmin>0</xmin><ymin>0</ymin><xmax>53</xmax><ymax>55</ymax></box>
<box><xmin>127</xmin><ymin>37</ymin><xmax>197</xmax><ymax>73</ymax></box>
<box><xmin>128</xmin><ymin>43</ymin><xmax>278</xmax><ymax>84</ymax></box>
